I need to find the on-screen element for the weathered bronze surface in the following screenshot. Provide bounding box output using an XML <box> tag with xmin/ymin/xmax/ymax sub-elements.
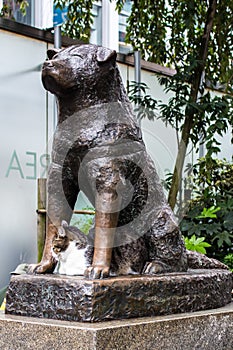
<box><xmin>28</xmin><ymin>43</ymin><xmax>228</xmax><ymax>279</ymax></box>
<box><xmin>6</xmin><ymin>270</ymin><xmax>232</xmax><ymax>322</ymax></box>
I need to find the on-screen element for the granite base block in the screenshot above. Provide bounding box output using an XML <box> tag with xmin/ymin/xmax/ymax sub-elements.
<box><xmin>1</xmin><ymin>303</ymin><xmax>233</xmax><ymax>350</ymax></box>
<box><xmin>5</xmin><ymin>269</ymin><xmax>232</xmax><ymax>322</ymax></box>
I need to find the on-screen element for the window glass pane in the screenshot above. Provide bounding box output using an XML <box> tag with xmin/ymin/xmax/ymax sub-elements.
<box><xmin>90</xmin><ymin>2</ymin><xmax>102</xmax><ymax>46</ymax></box>
<box><xmin>118</xmin><ymin>0</ymin><xmax>132</xmax><ymax>54</ymax></box>
<box><xmin>12</xmin><ymin>0</ymin><xmax>34</xmax><ymax>26</ymax></box>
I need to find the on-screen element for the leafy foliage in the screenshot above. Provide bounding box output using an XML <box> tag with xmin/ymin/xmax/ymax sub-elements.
<box><xmin>196</xmin><ymin>206</ymin><xmax>220</xmax><ymax>219</ymax></box>
<box><xmin>128</xmin><ymin>81</ymin><xmax>159</xmax><ymax>120</ymax></box>
<box><xmin>71</xmin><ymin>207</ymin><xmax>95</xmax><ymax>234</ymax></box>
<box><xmin>128</xmin><ymin>73</ymin><xmax>233</xmax><ymax>143</ymax></box>
<box><xmin>223</xmin><ymin>254</ymin><xmax>233</xmax><ymax>272</ymax></box>
<box><xmin>53</xmin><ymin>0</ymin><xmax>131</xmax><ymax>41</ymax></box>
<box><xmin>161</xmin><ymin>171</ymin><xmax>174</xmax><ymax>193</ymax></box>
<box><xmin>180</xmin><ymin>157</ymin><xmax>233</xmax><ymax>260</ymax></box>
<box><xmin>1</xmin><ymin>0</ymin><xmax>29</xmax><ymax>18</ymax></box>
<box><xmin>184</xmin><ymin>234</ymin><xmax>211</xmax><ymax>254</ymax></box>
<box><xmin>53</xmin><ymin>0</ymin><xmax>129</xmax><ymax>41</ymax></box>
<box><xmin>54</xmin><ymin>0</ymin><xmax>94</xmax><ymax>42</ymax></box>
<box><xmin>157</xmin><ymin>74</ymin><xmax>233</xmax><ymax>148</ymax></box>
<box><xmin>125</xmin><ymin>1</ymin><xmax>233</xmax><ymax>90</ymax></box>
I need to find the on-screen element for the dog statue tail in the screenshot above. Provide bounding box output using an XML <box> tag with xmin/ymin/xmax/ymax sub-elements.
<box><xmin>187</xmin><ymin>250</ymin><xmax>229</xmax><ymax>270</ymax></box>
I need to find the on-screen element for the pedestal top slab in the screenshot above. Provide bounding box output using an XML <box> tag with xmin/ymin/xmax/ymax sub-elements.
<box><xmin>5</xmin><ymin>269</ymin><xmax>233</xmax><ymax>322</ymax></box>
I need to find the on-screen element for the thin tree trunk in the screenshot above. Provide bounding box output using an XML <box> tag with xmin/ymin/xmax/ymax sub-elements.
<box><xmin>168</xmin><ymin>0</ymin><xmax>217</xmax><ymax>210</ymax></box>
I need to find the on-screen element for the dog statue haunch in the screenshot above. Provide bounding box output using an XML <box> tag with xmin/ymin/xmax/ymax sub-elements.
<box><xmin>31</xmin><ymin>44</ymin><xmax>225</xmax><ymax>279</ymax></box>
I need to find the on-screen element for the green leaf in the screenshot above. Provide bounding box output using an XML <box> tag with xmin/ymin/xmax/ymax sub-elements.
<box><xmin>223</xmin><ymin>212</ymin><xmax>233</xmax><ymax>230</ymax></box>
<box><xmin>223</xmin><ymin>254</ymin><xmax>233</xmax><ymax>271</ymax></box>
<box><xmin>196</xmin><ymin>206</ymin><xmax>221</xmax><ymax>219</ymax></box>
<box><xmin>184</xmin><ymin>235</ymin><xmax>211</xmax><ymax>254</ymax></box>
<box><xmin>212</xmin><ymin>231</ymin><xmax>233</xmax><ymax>248</ymax></box>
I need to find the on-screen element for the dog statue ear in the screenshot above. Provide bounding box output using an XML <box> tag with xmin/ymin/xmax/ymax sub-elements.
<box><xmin>47</xmin><ymin>48</ymin><xmax>60</xmax><ymax>60</ymax></box>
<box><xmin>97</xmin><ymin>46</ymin><xmax>117</xmax><ymax>64</ymax></box>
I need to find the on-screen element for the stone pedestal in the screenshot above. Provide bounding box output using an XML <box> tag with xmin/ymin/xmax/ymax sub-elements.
<box><xmin>5</xmin><ymin>269</ymin><xmax>232</xmax><ymax>322</ymax></box>
<box><xmin>1</xmin><ymin>303</ymin><xmax>233</xmax><ymax>349</ymax></box>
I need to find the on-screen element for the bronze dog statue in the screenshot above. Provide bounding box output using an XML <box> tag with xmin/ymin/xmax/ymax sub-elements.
<box><xmin>31</xmin><ymin>44</ymin><xmax>226</xmax><ymax>278</ymax></box>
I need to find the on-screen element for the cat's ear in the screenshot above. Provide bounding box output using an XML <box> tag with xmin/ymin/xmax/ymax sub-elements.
<box><xmin>61</xmin><ymin>220</ymin><xmax>68</xmax><ymax>228</ymax></box>
<box><xmin>57</xmin><ymin>220</ymin><xmax>68</xmax><ymax>237</ymax></box>
<box><xmin>47</xmin><ymin>48</ymin><xmax>60</xmax><ymax>60</ymax></box>
<box><xmin>97</xmin><ymin>46</ymin><xmax>117</xmax><ymax>64</ymax></box>
<box><xmin>58</xmin><ymin>225</ymin><xmax>66</xmax><ymax>237</ymax></box>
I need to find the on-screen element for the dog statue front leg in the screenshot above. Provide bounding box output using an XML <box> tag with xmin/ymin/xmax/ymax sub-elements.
<box><xmin>85</xmin><ymin>191</ymin><xmax>120</xmax><ymax>279</ymax></box>
<box><xmin>27</xmin><ymin>218</ymin><xmax>57</xmax><ymax>274</ymax></box>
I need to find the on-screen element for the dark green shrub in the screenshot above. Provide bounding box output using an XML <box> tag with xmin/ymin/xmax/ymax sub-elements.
<box><xmin>180</xmin><ymin>157</ymin><xmax>233</xmax><ymax>260</ymax></box>
<box><xmin>223</xmin><ymin>254</ymin><xmax>233</xmax><ymax>272</ymax></box>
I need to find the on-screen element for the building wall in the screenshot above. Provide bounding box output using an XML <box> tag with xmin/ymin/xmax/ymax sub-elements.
<box><xmin>0</xmin><ymin>29</ymin><xmax>52</xmax><ymax>287</ymax></box>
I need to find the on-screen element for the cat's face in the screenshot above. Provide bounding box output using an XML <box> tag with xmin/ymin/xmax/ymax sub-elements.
<box><xmin>41</xmin><ymin>44</ymin><xmax>117</xmax><ymax>97</ymax></box>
